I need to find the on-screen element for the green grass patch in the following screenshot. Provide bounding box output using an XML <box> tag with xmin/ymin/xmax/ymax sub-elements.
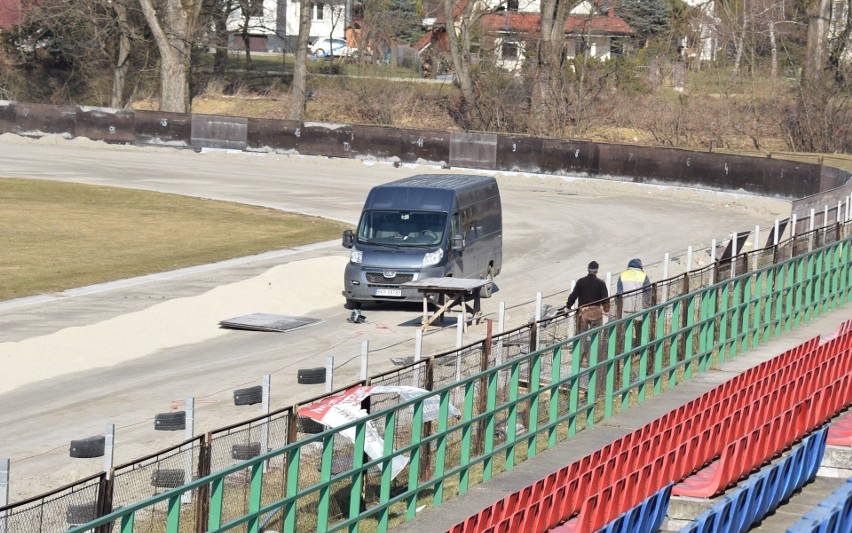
<box><xmin>0</xmin><ymin>178</ymin><xmax>349</xmax><ymax>301</ymax></box>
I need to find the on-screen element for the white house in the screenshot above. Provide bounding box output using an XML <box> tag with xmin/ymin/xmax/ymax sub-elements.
<box><xmin>416</xmin><ymin>0</ymin><xmax>633</xmax><ymax>71</ymax></box>
<box><xmin>226</xmin><ymin>0</ymin><xmax>350</xmax><ymax>53</ymax></box>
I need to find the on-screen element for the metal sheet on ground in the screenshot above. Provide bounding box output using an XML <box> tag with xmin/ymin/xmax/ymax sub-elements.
<box><xmin>219</xmin><ymin>313</ymin><xmax>322</xmax><ymax>332</ymax></box>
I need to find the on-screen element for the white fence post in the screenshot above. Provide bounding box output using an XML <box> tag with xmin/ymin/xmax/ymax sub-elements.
<box><xmin>182</xmin><ymin>398</ymin><xmax>194</xmax><ymax>504</ymax></box>
<box><xmin>360</xmin><ymin>340</ymin><xmax>369</xmax><ymax>382</ymax></box>
<box><xmin>731</xmin><ymin>232</ymin><xmax>737</xmax><ymax>276</ymax></box>
<box><xmin>496</xmin><ymin>301</ymin><xmax>505</xmax><ymax>366</ymax></box>
<box><xmin>662</xmin><ymin>253</ymin><xmax>670</xmax><ymax>303</ymax></box>
<box><xmin>753</xmin><ymin>225</ymin><xmax>760</xmax><ymax>270</ymax></box>
<box><xmin>104</xmin><ymin>424</ymin><xmax>115</xmax><ymax>478</ymax></box>
<box><xmin>1</xmin><ymin>458</ymin><xmax>9</xmax><ymax>533</ymax></box>
<box><xmin>455</xmin><ymin>316</ymin><xmax>463</xmax><ymax>382</ymax></box>
<box><xmin>260</xmin><ymin>375</ymin><xmax>271</xmax><ymax>471</ymax></box>
<box><xmin>534</xmin><ymin>292</ymin><xmax>542</xmax><ymax>350</ymax></box>
<box><xmin>412</xmin><ymin>330</ymin><xmax>423</xmax><ymax>387</ymax></box>
<box><xmin>686</xmin><ymin>246</ymin><xmax>693</xmax><ymax>273</ymax></box>
<box><xmin>325</xmin><ymin>356</ymin><xmax>334</xmax><ymax>393</ymax></box>
<box><xmin>792</xmin><ymin>214</ymin><xmax>797</xmax><ymax>236</ymax></box>
<box><xmin>774</xmin><ymin>220</ymin><xmax>780</xmax><ymax>246</ymax></box>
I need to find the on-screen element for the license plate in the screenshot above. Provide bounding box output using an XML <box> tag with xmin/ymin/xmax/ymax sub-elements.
<box><xmin>374</xmin><ymin>288</ymin><xmax>402</xmax><ymax>297</ymax></box>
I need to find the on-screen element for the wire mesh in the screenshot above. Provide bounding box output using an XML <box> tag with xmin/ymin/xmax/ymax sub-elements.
<box><xmin>110</xmin><ymin>437</ymin><xmax>204</xmax><ymax>533</ymax></box>
<box><xmin>0</xmin><ymin>474</ymin><xmax>103</xmax><ymax>533</ymax></box>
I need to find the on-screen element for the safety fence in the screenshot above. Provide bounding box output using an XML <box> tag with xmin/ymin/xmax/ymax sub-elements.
<box><xmin>1</xmin><ymin>100</ymin><xmax>848</xmax><ymax>202</ymax></box>
<box><xmin>2</xmin><ymin>219</ymin><xmax>850</xmax><ymax>532</ymax></box>
<box><xmin>42</xmin><ymin>215</ymin><xmax>852</xmax><ymax>533</ymax></box>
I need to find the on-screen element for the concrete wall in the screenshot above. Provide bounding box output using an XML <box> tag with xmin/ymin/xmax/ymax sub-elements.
<box><xmin>1</xmin><ymin>99</ymin><xmax>849</xmax><ymax>202</ymax></box>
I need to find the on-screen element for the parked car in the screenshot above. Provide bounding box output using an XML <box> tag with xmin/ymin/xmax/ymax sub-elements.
<box><xmin>309</xmin><ymin>37</ymin><xmax>356</xmax><ymax>58</ymax></box>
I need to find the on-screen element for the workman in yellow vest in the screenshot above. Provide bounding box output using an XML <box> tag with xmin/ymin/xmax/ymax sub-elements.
<box><xmin>616</xmin><ymin>258</ymin><xmax>651</xmax><ymax>314</ymax></box>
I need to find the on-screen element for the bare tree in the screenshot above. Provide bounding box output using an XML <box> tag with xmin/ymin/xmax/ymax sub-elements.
<box><xmin>440</xmin><ymin>0</ymin><xmax>504</xmax><ymax>129</ymax></box>
<box><xmin>804</xmin><ymin>0</ymin><xmax>833</xmax><ymax>80</ymax></box>
<box><xmin>112</xmin><ymin>0</ymin><xmax>133</xmax><ymax>107</ymax></box>
<box><xmin>289</xmin><ymin>0</ymin><xmax>312</xmax><ymax>119</ymax></box>
<box><xmin>531</xmin><ymin>0</ymin><xmax>580</xmax><ymax>135</ymax></box>
<box><xmin>138</xmin><ymin>0</ymin><xmax>203</xmax><ymax>112</ymax></box>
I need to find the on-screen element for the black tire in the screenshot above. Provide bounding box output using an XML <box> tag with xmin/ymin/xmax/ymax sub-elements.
<box><xmin>154</xmin><ymin>411</ymin><xmax>186</xmax><ymax>431</ymax></box>
<box><xmin>69</xmin><ymin>435</ymin><xmax>105</xmax><ymax>458</ymax></box>
<box><xmin>233</xmin><ymin>385</ymin><xmax>263</xmax><ymax>406</ymax></box>
<box><xmin>344</xmin><ymin>299</ymin><xmax>362</xmax><ymax>310</ymax></box>
<box><xmin>66</xmin><ymin>502</ymin><xmax>97</xmax><ymax>525</ymax></box>
<box><xmin>299</xmin><ymin>416</ymin><xmax>326</xmax><ymax>434</ymax></box>
<box><xmin>151</xmin><ymin>469</ymin><xmax>186</xmax><ymax>488</ymax></box>
<box><xmin>297</xmin><ymin>367</ymin><xmax>326</xmax><ymax>385</ymax></box>
<box><xmin>480</xmin><ymin>266</ymin><xmax>494</xmax><ymax>298</ymax></box>
<box><xmin>231</xmin><ymin>442</ymin><xmax>262</xmax><ymax>460</ymax></box>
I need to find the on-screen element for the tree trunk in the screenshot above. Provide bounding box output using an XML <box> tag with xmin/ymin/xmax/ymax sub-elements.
<box><xmin>111</xmin><ymin>0</ymin><xmax>131</xmax><ymax>108</ymax></box>
<box><xmin>138</xmin><ymin>0</ymin><xmax>202</xmax><ymax>113</ymax></box>
<box><xmin>769</xmin><ymin>19</ymin><xmax>778</xmax><ymax>79</ymax></box>
<box><xmin>731</xmin><ymin>8</ymin><xmax>747</xmax><ymax>79</ymax></box>
<box><xmin>289</xmin><ymin>0</ymin><xmax>312</xmax><ymax>120</ymax></box>
<box><xmin>804</xmin><ymin>0</ymin><xmax>832</xmax><ymax>81</ymax></box>
<box><xmin>441</xmin><ymin>0</ymin><xmax>478</xmax><ymax>128</ymax></box>
<box><xmin>532</xmin><ymin>0</ymin><xmax>574</xmax><ymax>136</ymax></box>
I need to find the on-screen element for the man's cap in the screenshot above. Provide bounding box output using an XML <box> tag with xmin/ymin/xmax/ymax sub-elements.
<box><xmin>588</xmin><ymin>261</ymin><xmax>599</xmax><ymax>272</ymax></box>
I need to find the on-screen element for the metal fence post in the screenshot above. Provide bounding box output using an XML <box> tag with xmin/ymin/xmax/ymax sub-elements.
<box><xmin>325</xmin><ymin>356</ymin><xmax>334</xmax><ymax>393</ymax></box>
<box><xmin>0</xmin><ymin>459</ymin><xmax>8</xmax><ymax>533</ymax></box>
<box><xmin>476</xmin><ymin>321</ymin><xmax>493</xmax><ymax>455</ymax></box>
<box><xmin>196</xmin><ymin>433</ymin><xmax>212</xmax><ymax>533</ymax></box>
<box><xmin>662</xmin><ymin>253</ymin><xmax>670</xmax><ymax>304</ymax></box>
<box><xmin>182</xmin><ymin>398</ymin><xmax>194</xmax><ymax>504</ymax></box>
<box><xmin>419</xmin><ymin>358</ymin><xmax>435</xmax><ymax>484</ymax></box>
<box><xmin>774</xmin><ymin>220</ymin><xmax>780</xmax><ymax>246</ymax></box>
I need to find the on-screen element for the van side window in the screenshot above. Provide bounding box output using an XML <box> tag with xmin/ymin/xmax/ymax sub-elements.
<box><xmin>451</xmin><ymin>213</ymin><xmax>460</xmax><ymax>237</ymax></box>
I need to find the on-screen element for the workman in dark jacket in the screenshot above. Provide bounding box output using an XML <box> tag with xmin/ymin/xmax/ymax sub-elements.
<box><xmin>565</xmin><ymin>260</ymin><xmax>610</xmax><ymax>328</ymax></box>
<box><xmin>564</xmin><ymin>261</ymin><xmax>610</xmax><ymax>391</ymax></box>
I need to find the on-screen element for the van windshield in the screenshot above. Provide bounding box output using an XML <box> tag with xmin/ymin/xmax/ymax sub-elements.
<box><xmin>357</xmin><ymin>210</ymin><xmax>447</xmax><ymax>246</ymax></box>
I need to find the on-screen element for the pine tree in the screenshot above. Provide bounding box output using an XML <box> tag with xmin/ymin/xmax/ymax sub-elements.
<box><xmin>615</xmin><ymin>0</ymin><xmax>672</xmax><ymax>48</ymax></box>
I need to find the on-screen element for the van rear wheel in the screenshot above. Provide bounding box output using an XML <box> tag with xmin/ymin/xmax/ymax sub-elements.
<box><xmin>480</xmin><ymin>267</ymin><xmax>494</xmax><ymax>298</ymax></box>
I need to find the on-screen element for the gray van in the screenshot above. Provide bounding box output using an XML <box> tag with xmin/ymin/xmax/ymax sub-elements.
<box><xmin>342</xmin><ymin>174</ymin><xmax>502</xmax><ymax>308</ymax></box>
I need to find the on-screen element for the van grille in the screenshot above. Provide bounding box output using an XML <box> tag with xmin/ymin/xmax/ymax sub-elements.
<box><xmin>366</xmin><ymin>272</ymin><xmax>414</xmax><ymax>284</ymax></box>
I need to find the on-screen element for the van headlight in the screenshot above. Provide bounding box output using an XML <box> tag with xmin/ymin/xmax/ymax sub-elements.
<box><xmin>422</xmin><ymin>248</ymin><xmax>444</xmax><ymax>267</ymax></box>
<box><xmin>350</xmin><ymin>248</ymin><xmax>363</xmax><ymax>264</ymax></box>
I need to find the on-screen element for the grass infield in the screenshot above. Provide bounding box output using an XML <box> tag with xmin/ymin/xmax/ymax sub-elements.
<box><xmin>0</xmin><ymin>178</ymin><xmax>350</xmax><ymax>301</ymax></box>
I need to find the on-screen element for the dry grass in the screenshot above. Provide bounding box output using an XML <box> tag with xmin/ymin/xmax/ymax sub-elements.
<box><xmin>0</xmin><ymin>178</ymin><xmax>349</xmax><ymax>301</ymax></box>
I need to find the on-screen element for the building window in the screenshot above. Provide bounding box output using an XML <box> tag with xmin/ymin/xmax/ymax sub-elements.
<box><xmin>312</xmin><ymin>2</ymin><xmax>325</xmax><ymax>21</ymax></box>
<box><xmin>507</xmin><ymin>0</ymin><xmax>519</xmax><ymax>11</ymax></box>
<box><xmin>501</xmin><ymin>41</ymin><xmax>519</xmax><ymax>59</ymax></box>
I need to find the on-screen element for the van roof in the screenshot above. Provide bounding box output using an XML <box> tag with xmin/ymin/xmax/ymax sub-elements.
<box><xmin>381</xmin><ymin>174</ymin><xmax>496</xmax><ymax>192</ymax></box>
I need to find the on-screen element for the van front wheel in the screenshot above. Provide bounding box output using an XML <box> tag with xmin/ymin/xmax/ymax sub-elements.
<box><xmin>480</xmin><ymin>267</ymin><xmax>494</xmax><ymax>298</ymax></box>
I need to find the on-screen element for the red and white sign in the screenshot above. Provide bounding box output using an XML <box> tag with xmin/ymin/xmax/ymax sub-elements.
<box><xmin>298</xmin><ymin>386</ymin><xmax>460</xmax><ymax>479</ymax></box>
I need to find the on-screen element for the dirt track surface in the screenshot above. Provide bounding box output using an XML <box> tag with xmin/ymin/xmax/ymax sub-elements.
<box><xmin>0</xmin><ymin>133</ymin><xmax>790</xmax><ymax>500</ymax></box>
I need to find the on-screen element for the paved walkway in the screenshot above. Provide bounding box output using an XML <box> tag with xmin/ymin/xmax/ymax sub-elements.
<box><xmin>391</xmin><ymin>306</ymin><xmax>850</xmax><ymax>533</ymax></box>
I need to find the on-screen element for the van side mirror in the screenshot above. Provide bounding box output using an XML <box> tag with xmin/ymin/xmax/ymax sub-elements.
<box><xmin>451</xmin><ymin>235</ymin><xmax>464</xmax><ymax>252</ymax></box>
<box><xmin>342</xmin><ymin>230</ymin><xmax>355</xmax><ymax>248</ymax></box>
